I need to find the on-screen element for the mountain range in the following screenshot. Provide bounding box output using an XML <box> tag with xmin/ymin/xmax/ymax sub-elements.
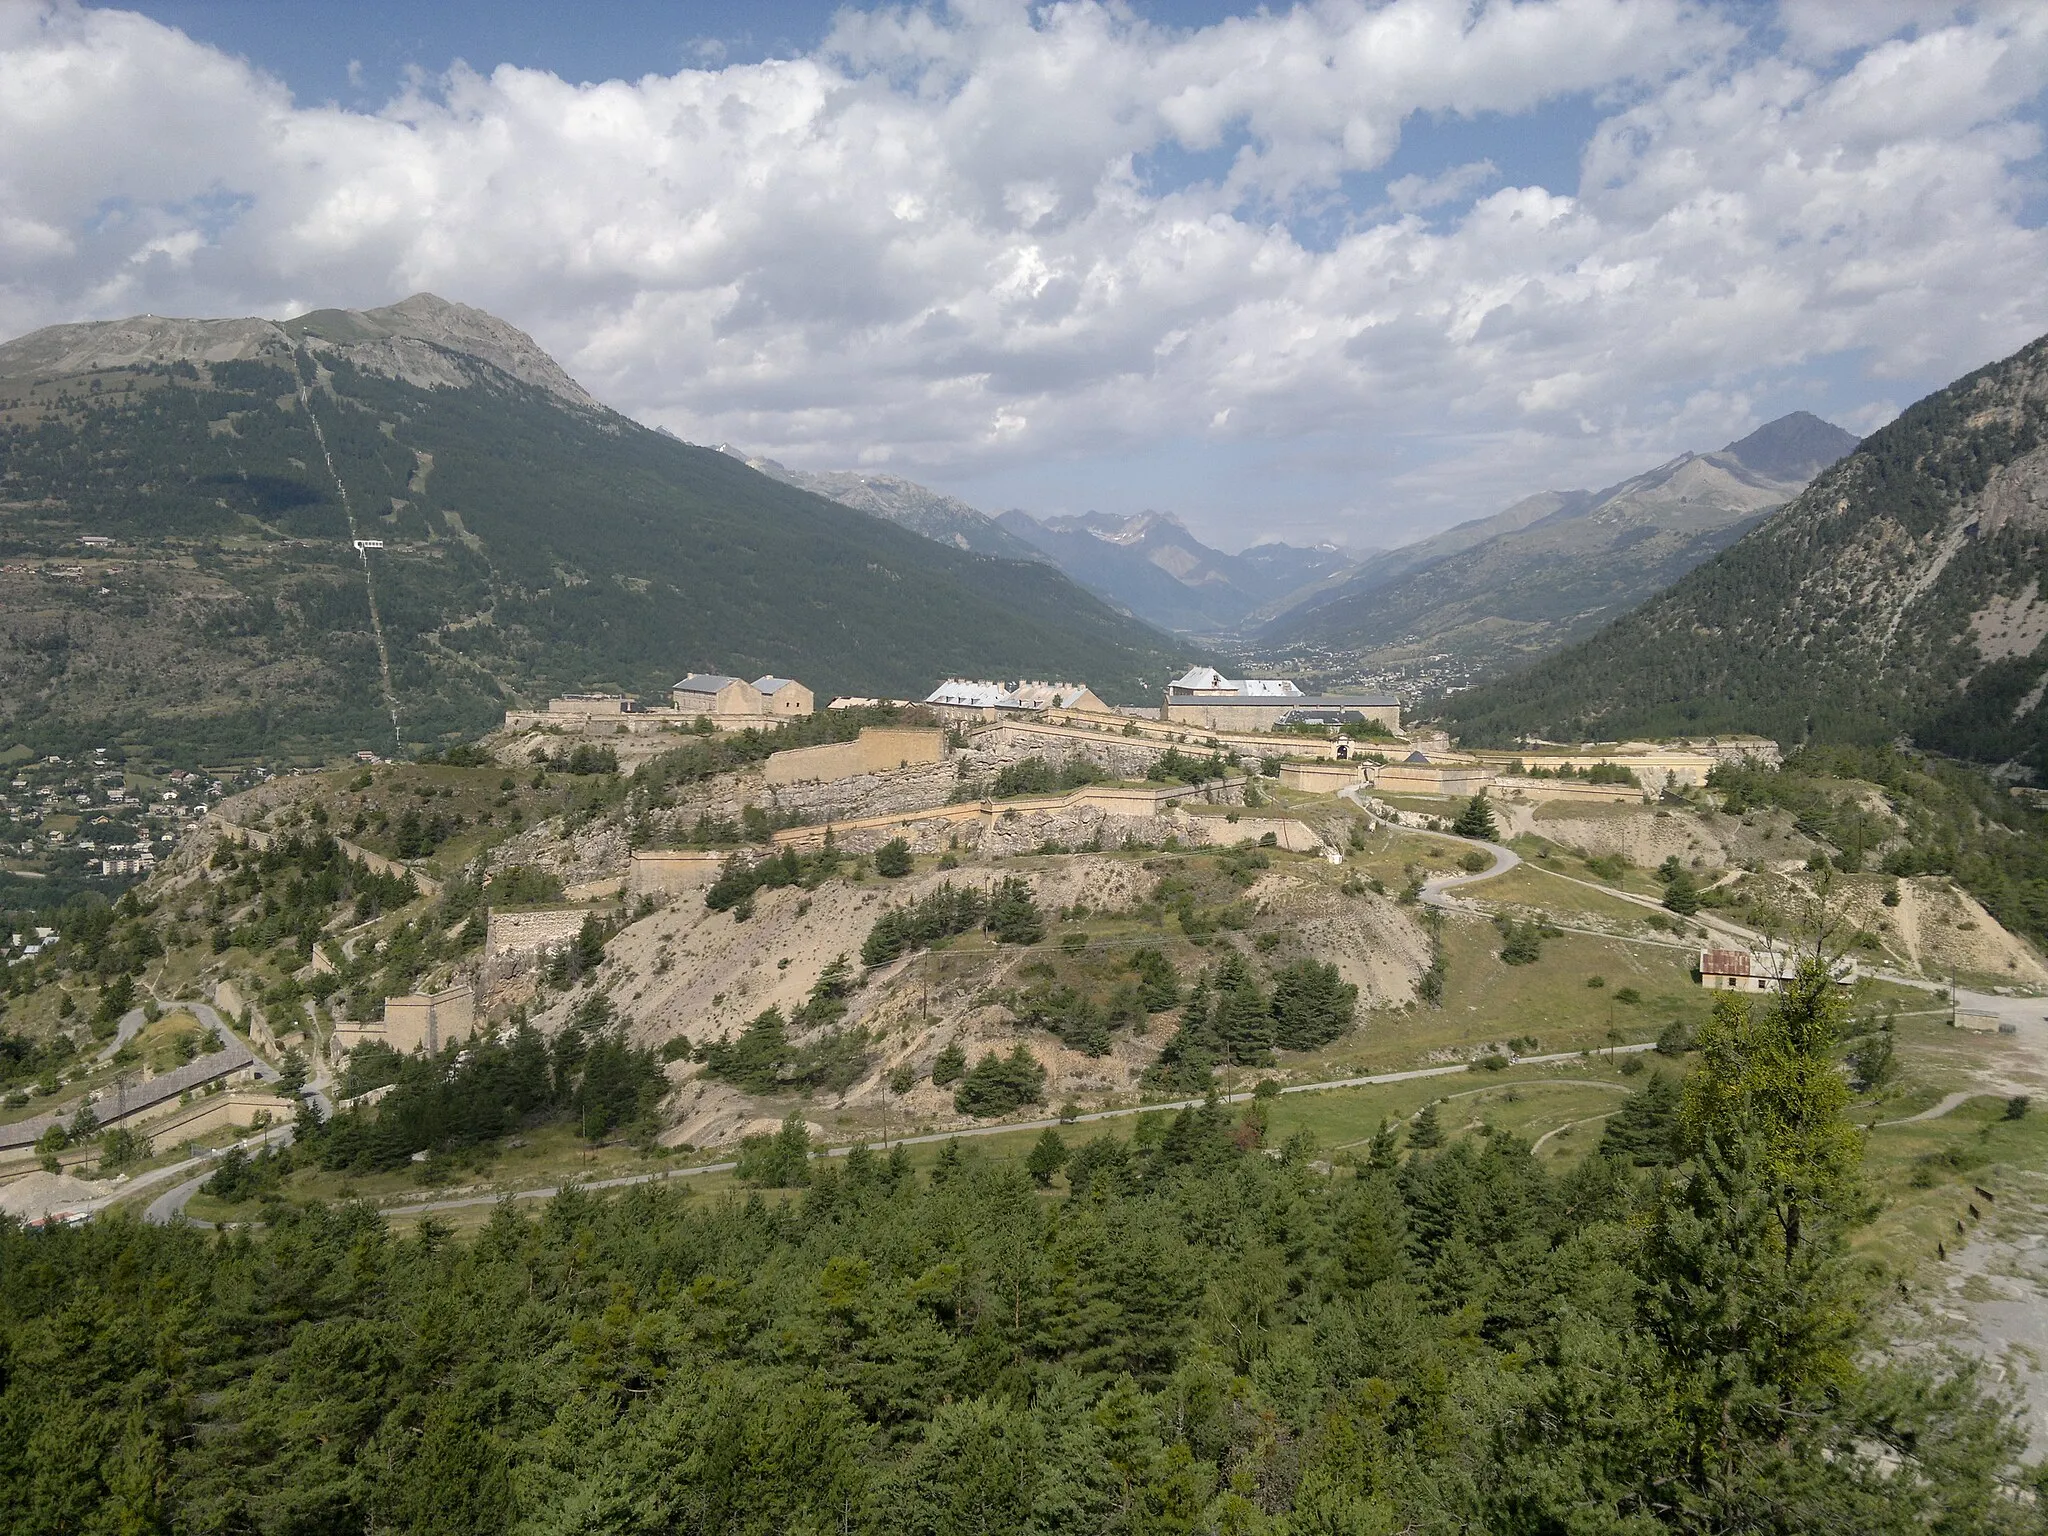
<box><xmin>993</xmin><ymin>510</ymin><xmax>1362</xmax><ymax>635</ymax></box>
<box><xmin>742</xmin><ymin>413</ymin><xmax>1857</xmax><ymax>676</ymax></box>
<box><xmin>0</xmin><ymin>296</ymin><xmax>1186</xmax><ymax>762</ymax></box>
<box><xmin>1442</xmin><ymin>334</ymin><xmax>2048</xmax><ymax>772</ymax></box>
<box><xmin>735</xmin><ymin>452</ymin><xmax>1363</xmax><ymax>635</ymax></box>
<box><xmin>1260</xmin><ymin>412</ymin><xmax>1861</xmax><ymax>674</ymax></box>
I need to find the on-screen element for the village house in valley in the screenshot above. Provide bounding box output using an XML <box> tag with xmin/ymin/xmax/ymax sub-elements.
<box><xmin>1697</xmin><ymin>947</ymin><xmax>1855</xmax><ymax>992</ymax></box>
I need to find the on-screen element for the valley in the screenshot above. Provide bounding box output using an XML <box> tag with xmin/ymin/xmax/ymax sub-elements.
<box><xmin>6</xmin><ymin>309</ymin><xmax>2048</xmax><ymax>1534</ymax></box>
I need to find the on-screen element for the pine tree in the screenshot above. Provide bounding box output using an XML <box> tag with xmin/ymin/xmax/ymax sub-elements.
<box><xmin>1341</xmin><ymin>1169</ymin><xmax>1409</xmax><ymax>1286</ymax></box>
<box><xmin>985</xmin><ymin>876</ymin><xmax>1046</xmax><ymax>945</ymax></box>
<box><xmin>1680</xmin><ymin>960</ymin><xmax>1859</xmax><ymax>1257</ymax></box>
<box><xmin>1364</xmin><ymin>1118</ymin><xmax>1401</xmax><ymax>1170</ymax></box>
<box><xmin>1409</xmin><ymin>1100</ymin><xmax>1444</xmax><ymax>1149</ymax></box>
<box><xmin>1026</xmin><ymin>1127</ymin><xmax>1069</xmax><ymax>1187</ymax></box>
<box><xmin>1271</xmin><ymin>959</ymin><xmax>1358</xmax><ymax>1050</ymax></box>
<box><xmin>1600</xmin><ymin>1069</ymin><xmax>1680</xmax><ymax>1166</ymax></box>
<box><xmin>1452</xmin><ymin>792</ymin><xmax>1498</xmax><ymax>840</ymax></box>
<box><xmin>1211</xmin><ymin>952</ymin><xmax>1274</xmax><ymax>1066</ymax></box>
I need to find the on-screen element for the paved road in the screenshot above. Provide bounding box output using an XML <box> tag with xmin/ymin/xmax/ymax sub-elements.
<box><xmin>136</xmin><ymin>1121</ymin><xmax>297</xmax><ymax>1226</ymax></box>
<box><xmin>95</xmin><ymin>1007</ymin><xmax>149</xmax><ymax>1065</ymax></box>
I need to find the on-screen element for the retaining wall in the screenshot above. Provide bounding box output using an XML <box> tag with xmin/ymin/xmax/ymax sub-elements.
<box><xmin>763</xmin><ymin>727</ymin><xmax>945</xmax><ymax>786</ymax></box>
<box><xmin>627</xmin><ymin>850</ymin><xmax>727</xmax><ymax>897</ymax></box>
<box><xmin>333</xmin><ymin>984</ymin><xmax>477</xmax><ymax>1057</ymax></box>
<box><xmin>768</xmin><ymin>777</ymin><xmax>1256</xmax><ymax>856</ymax></box>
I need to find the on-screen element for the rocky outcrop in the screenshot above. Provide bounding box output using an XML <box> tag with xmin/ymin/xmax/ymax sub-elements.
<box><xmin>0</xmin><ymin>293</ymin><xmax>599</xmax><ymax>410</ymax></box>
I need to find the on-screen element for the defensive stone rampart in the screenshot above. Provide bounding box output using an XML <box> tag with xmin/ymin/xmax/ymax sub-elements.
<box><xmin>763</xmin><ymin>727</ymin><xmax>946</xmax><ymax>786</ymax></box>
<box><xmin>1280</xmin><ymin>761</ymin><xmax>1365</xmax><ymax>793</ymax></box>
<box><xmin>768</xmin><ymin>777</ymin><xmax>1277</xmax><ymax>856</ymax></box>
<box><xmin>334</xmin><ymin>983</ymin><xmax>477</xmax><ymax>1057</ymax></box>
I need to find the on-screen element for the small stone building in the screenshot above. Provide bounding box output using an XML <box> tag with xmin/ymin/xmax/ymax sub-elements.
<box><xmin>672</xmin><ymin>673</ymin><xmax>763</xmax><ymax>717</ymax></box>
<box><xmin>754</xmin><ymin>675</ymin><xmax>815</xmax><ymax>718</ymax></box>
<box><xmin>1697</xmin><ymin>948</ymin><xmax>1855</xmax><ymax>992</ymax></box>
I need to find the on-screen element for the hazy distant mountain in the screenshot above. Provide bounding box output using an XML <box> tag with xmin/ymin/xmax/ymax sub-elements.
<box><xmin>1264</xmin><ymin>411</ymin><xmax>1860</xmax><ymax>673</ymax></box>
<box><xmin>0</xmin><ymin>297</ymin><xmax>1186</xmax><ymax>759</ymax></box>
<box><xmin>995</xmin><ymin>509</ymin><xmax>1362</xmax><ymax>634</ymax></box>
<box><xmin>728</xmin><ymin>454</ymin><xmax>1047</xmax><ymax>562</ymax></box>
<box><xmin>731</xmin><ymin>460</ymin><xmax>1363</xmax><ymax>634</ymax></box>
<box><xmin>1443</xmin><ymin>340</ymin><xmax>2048</xmax><ymax>772</ymax></box>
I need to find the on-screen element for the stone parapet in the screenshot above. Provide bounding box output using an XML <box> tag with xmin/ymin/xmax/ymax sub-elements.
<box><xmin>1279</xmin><ymin>761</ymin><xmax>1365</xmax><ymax>794</ymax></box>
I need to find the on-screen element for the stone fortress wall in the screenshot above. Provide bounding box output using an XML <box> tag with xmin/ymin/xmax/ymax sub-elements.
<box><xmin>762</xmin><ymin>727</ymin><xmax>946</xmax><ymax>786</ymax></box>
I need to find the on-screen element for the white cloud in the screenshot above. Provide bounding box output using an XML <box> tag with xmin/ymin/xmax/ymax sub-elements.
<box><xmin>0</xmin><ymin>0</ymin><xmax>2044</xmax><ymax>546</ymax></box>
<box><xmin>1387</xmin><ymin>159</ymin><xmax>1500</xmax><ymax>212</ymax></box>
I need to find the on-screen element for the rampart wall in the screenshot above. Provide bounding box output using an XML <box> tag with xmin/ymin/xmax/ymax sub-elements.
<box><xmin>763</xmin><ymin>728</ymin><xmax>945</xmax><ymax>786</ymax></box>
<box><xmin>1280</xmin><ymin>761</ymin><xmax>1365</xmax><ymax>793</ymax></box>
<box><xmin>1492</xmin><ymin>776</ymin><xmax>1647</xmax><ymax>805</ymax></box>
<box><xmin>767</xmin><ymin>777</ymin><xmax>1289</xmax><ymax>857</ymax></box>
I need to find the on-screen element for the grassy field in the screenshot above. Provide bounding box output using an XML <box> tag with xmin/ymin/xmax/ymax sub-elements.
<box><xmin>1460</xmin><ymin>860</ymin><xmax>1680</xmax><ymax>930</ymax></box>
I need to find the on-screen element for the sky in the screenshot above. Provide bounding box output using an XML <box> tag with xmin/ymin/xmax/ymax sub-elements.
<box><xmin>3</xmin><ymin>1</ymin><xmax>2046</xmax><ymax>551</ymax></box>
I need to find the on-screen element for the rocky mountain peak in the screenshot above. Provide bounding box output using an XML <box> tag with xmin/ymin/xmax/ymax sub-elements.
<box><xmin>1721</xmin><ymin>409</ymin><xmax>1860</xmax><ymax>482</ymax></box>
<box><xmin>283</xmin><ymin>294</ymin><xmax>599</xmax><ymax>409</ymax></box>
<box><xmin>0</xmin><ymin>293</ymin><xmax>599</xmax><ymax>411</ymax></box>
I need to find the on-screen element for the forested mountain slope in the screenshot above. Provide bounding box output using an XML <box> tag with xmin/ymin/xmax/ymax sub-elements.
<box><xmin>1266</xmin><ymin>413</ymin><xmax>1858</xmax><ymax>675</ymax></box>
<box><xmin>0</xmin><ymin>298</ymin><xmax>1185</xmax><ymax>762</ymax></box>
<box><xmin>1441</xmin><ymin>336</ymin><xmax>2048</xmax><ymax>769</ymax></box>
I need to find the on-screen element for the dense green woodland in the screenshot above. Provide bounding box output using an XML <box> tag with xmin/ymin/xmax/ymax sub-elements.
<box><xmin>1443</xmin><ymin>333</ymin><xmax>2048</xmax><ymax>770</ymax></box>
<box><xmin>0</xmin><ymin>350</ymin><xmax>1184</xmax><ymax>759</ymax></box>
<box><xmin>1</xmin><ymin>967</ymin><xmax>2036</xmax><ymax>1534</ymax></box>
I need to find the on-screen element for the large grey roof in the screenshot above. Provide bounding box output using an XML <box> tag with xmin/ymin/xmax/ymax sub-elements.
<box><xmin>673</xmin><ymin>674</ymin><xmax>742</xmax><ymax>693</ymax></box>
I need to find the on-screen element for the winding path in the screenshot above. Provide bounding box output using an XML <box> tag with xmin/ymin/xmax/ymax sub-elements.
<box><xmin>1876</xmin><ymin>1090</ymin><xmax>1978</xmax><ymax>1128</ymax></box>
<box><xmin>1531</xmin><ymin>1110</ymin><xmax>1623</xmax><ymax>1155</ymax></box>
